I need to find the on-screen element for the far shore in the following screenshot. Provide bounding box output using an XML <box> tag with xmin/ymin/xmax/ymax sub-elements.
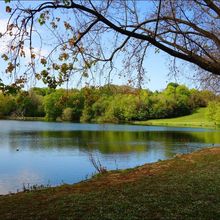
<box><xmin>0</xmin><ymin>108</ymin><xmax>219</xmax><ymax>129</ymax></box>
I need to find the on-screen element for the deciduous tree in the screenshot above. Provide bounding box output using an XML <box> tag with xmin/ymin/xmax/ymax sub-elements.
<box><xmin>0</xmin><ymin>0</ymin><xmax>219</xmax><ymax>90</ymax></box>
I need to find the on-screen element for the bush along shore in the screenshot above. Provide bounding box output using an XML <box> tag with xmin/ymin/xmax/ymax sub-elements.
<box><xmin>0</xmin><ymin>147</ymin><xmax>219</xmax><ymax>219</ymax></box>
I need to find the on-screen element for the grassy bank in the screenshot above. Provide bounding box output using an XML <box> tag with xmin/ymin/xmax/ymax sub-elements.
<box><xmin>0</xmin><ymin>147</ymin><xmax>220</xmax><ymax>219</ymax></box>
<box><xmin>134</xmin><ymin>108</ymin><xmax>216</xmax><ymax>128</ymax></box>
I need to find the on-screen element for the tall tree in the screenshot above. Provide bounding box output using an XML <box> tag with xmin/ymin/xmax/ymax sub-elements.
<box><xmin>0</xmin><ymin>0</ymin><xmax>219</xmax><ymax>90</ymax></box>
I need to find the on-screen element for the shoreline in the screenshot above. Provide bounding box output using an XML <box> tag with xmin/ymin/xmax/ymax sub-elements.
<box><xmin>0</xmin><ymin>147</ymin><xmax>219</xmax><ymax>219</ymax></box>
<box><xmin>1</xmin><ymin>146</ymin><xmax>219</xmax><ymax>196</ymax></box>
<box><xmin>0</xmin><ymin>116</ymin><xmax>218</xmax><ymax>129</ymax></box>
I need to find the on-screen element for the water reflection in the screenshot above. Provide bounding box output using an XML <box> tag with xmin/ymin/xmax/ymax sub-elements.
<box><xmin>7</xmin><ymin>130</ymin><xmax>220</xmax><ymax>154</ymax></box>
<box><xmin>0</xmin><ymin>120</ymin><xmax>219</xmax><ymax>194</ymax></box>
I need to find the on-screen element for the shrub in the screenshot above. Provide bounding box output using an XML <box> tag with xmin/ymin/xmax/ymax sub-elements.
<box><xmin>62</xmin><ymin>107</ymin><xmax>73</xmax><ymax>121</ymax></box>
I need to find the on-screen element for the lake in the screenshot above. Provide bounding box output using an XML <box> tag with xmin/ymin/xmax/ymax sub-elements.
<box><xmin>0</xmin><ymin>120</ymin><xmax>219</xmax><ymax>195</ymax></box>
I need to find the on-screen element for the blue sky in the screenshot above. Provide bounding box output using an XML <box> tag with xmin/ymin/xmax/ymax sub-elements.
<box><xmin>0</xmin><ymin>1</ymin><xmax>194</xmax><ymax>91</ymax></box>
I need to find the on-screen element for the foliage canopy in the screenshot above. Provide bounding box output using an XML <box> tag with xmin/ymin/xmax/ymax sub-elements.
<box><xmin>0</xmin><ymin>0</ymin><xmax>219</xmax><ymax>91</ymax></box>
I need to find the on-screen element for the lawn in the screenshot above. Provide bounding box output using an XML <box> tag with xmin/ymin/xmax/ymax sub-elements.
<box><xmin>0</xmin><ymin>147</ymin><xmax>220</xmax><ymax>219</ymax></box>
<box><xmin>134</xmin><ymin>108</ymin><xmax>216</xmax><ymax>128</ymax></box>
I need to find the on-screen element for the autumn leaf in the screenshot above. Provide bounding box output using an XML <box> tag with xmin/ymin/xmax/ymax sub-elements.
<box><xmin>52</xmin><ymin>63</ymin><xmax>60</xmax><ymax>70</ymax></box>
<box><xmin>59</xmin><ymin>53</ymin><xmax>69</xmax><ymax>61</ymax></box>
<box><xmin>6</xmin><ymin>6</ymin><xmax>11</xmax><ymax>13</ymax></box>
<box><xmin>35</xmin><ymin>73</ymin><xmax>41</xmax><ymax>80</ymax></box>
<box><xmin>68</xmin><ymin>38</ymin><xmax>75</xmax><ymax>47</ymax></box>
<box><xmin>1</xmin><ymin>54</ymin><xmax>9</xmax><ymax>61</ymax></box>
<box><xmin>31</xmin><ymin>53</ymin><xmax>36</xmax><ymax>59</ymax></box>
<box><xmin>6</xmin><ymin>62</ymin><xmax>15</xmax><ymax>73</ymax></box>
<box><xmin>40</xmin><ymin>58</ymin><xmax>47</xmax><ymax>65</ymax></box>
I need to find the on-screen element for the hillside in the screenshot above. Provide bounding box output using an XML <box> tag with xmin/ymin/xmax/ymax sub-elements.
<box><xmin>135</xmin><ymin>108</ymin><xmax>216</xmax><ymax>128</ymax></box>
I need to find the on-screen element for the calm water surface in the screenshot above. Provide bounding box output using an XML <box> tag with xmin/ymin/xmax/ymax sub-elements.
<box><xmin>0</xmin><ymin>120</ymin><xmax>219</xmax><ymax>194</ymax></box>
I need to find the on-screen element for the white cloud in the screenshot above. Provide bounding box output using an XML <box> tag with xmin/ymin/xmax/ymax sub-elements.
<box><xmin>0</xmin><ymin>18</ymin><xmax>49</xmax><ymax>58</ymax></box>
<box><xmin>0</xmin><ymin>19</ymin><xmax>10</xmax><ymax>53</ymax></box>
<box><xmin>24</xmin><ymin>46</ymin><xmax>49</xmax><ymax>60</ymax></box>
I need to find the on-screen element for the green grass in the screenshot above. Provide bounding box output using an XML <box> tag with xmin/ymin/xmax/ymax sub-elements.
<box><xmin>134</xmin><ymin>108</ymin><xmax>216</xmax><ymax>128</ymax></box>
<box><xmin>0</xmin><ymin>147</ymin><xmax>220</xmax><ymax>219</ymax></box>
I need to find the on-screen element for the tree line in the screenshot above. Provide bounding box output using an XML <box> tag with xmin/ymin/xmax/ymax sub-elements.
<box><xmin>0</xmin><ymin>83</ymin><xmax>218</xmax><ymax>123</ymax></box>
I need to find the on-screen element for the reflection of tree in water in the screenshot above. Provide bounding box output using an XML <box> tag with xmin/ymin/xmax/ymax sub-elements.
<box><xmin>8</xmin><ymin>130</ymin><xmax>220</xmax><ymax>156</ymax></box>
